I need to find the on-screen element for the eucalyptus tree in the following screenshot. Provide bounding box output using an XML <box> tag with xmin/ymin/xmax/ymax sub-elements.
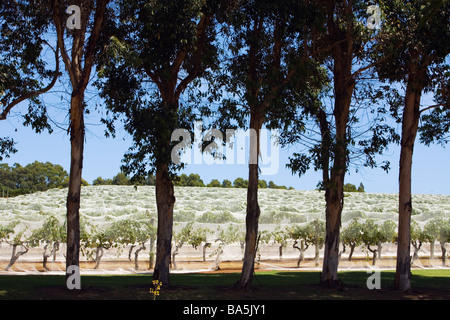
<box><xmin>286</xmin><ymin>0</ymin><xmax>397</xmax><ymax>286</ymax></box>
<box><xmin>95</xmin><ymin>0</ymin><xmax>229</xmax><ymax>285</ymax></box>
<box><xmin>217</xmin><ymin>0</ymin><xmax>324</xmax><ymax>290</ymax></box>
<box><xmin>374</xmin><ymin>0</ymin><xmax>450</xmax><ymax>290</ymax></box>
<box><xmin>0</xmin><ymin>1</ymin><xmax>59</xmax><ymax>160</ymax></box>
<box><xmin>49</xmin><ymin>0</ymin><xmax>110</xmax><ymax>285</ymax></box>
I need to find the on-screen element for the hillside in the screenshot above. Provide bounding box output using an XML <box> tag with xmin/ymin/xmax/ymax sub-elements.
<box><xmin>1</xmin><ymin>185</ymin><xmax>449</xmax><ymax>232</ymax></box>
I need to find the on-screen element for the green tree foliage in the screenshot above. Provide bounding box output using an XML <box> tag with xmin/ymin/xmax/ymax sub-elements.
<box><xmin>0</xmin><ymin>221</ymin><xmax>28</xmax><ymax>271</ymax></box>
<box><xmin>360</xmin><ymin>219</ymin><xmax>396</xmax><ymax>265</ymax></box>
<box><xmin>410</xmin><ymin>220</ymin><xmax>427</xmax><ymax>263</ymax></box>
<box><xmin>221</xmin><ymin>179</ymin><xmax>232</xmax><ymax>188</ymax></box>
<box><xmin>341</xmin><ymin>220</ymin><xmax>364</xmax><ymax>261</ymax></box>
<box><xmin>374</xmin><ymin>0</ymin><xmax>450</xmax><ymax>291</ymax></box>
<box><xmin>424</xmin><ymin>218</ymin><xmax>442</xmax><ymax>259</ymax></box>
<box><xmin>207</xmin><ymin>179</ymin><xmax>222</xmax><ymax>188</ymax></box>
<box><xmin>272</xmin><ymin>226</ymin><xmax>290</xmax><ymax>260</ymax></box>
<box><xmin>343</xmin><ymin>183</ymin><xmax>366</xmax><ymax>193</ymax></box>
<box><xmin>360</xmin><ymin>219</ymin><xmax>379</xmax><ymax>264</ymax></box>
<box><xmin>0</xmin><ymin>1</ymin><xmax>59</xmax><ymax>161</ymax></box>
<box><xmin>214</xmin><ymin>0</ymin><xmax>325</xmax><ymax>289</ymax></box>
<box><xmin>95</xmin><ymin>0</ymin><xmax>229</xmax><ymax>284</ymax></box>
<box><xmin>29</xmin><ymin>215</ymin><xmax>66</xmax><ymax>270</ymax></box>
<box><xmin>343</xmin><ymin>183</ymin><xmax>357</xmax><ymax>192</ymax></box>
<box><xmin>233</xmin><ymin>177</ymin><xmax>248</xmax><ymax>188</ymax></box>
<box><xmin>289</xmin><ymin>219</ymin><xmax>325</xmax><ymax>267</ymax></box>
<box><xmin>0</xmin><ymin>161</ymin><xmax>69</xmax><ymax>196</ymax></box>
<box><xmin>425</xmin><ymin>218</ymin><xmax>450</xmax><ymax>266</ymax></box>
<box><xmin>174</xmin><ymin>173</ymin><xmax>205</xmax><ymax>187</ymax></box>
<box><xmin>81</xmin><ymin>222</ymin><xmax>116</xmax><ymax>270</ymax></box>
<box><xmin>213</xmin><ymin>224</ymin><xmax>244</xmax><ymax>270</ymax></box>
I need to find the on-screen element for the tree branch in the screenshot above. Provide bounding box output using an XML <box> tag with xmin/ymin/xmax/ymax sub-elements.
<box><xmin>175</xmin><ymin>13</ymin><xmax>213</xmax><ymax>101</ymax></box>
<box><xmin>419</xmin><ymin>103</ymin><xmax>446</xmax><ymax>114</ymax></box>
<box><xmin>0</xmin><ymin>41</ymin><xmax>60</xmax><ymax>121</ymax></box>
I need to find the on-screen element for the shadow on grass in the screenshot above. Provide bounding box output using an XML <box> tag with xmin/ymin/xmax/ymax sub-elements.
<box><xmin>0</xmin><ymin>270</ymin><xmax>449</xmax><ymax>300</ymax></box>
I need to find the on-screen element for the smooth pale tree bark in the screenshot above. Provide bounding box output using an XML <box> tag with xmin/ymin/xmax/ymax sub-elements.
<box><xmin>395</xmin><ymin>73</ymin><xmax>422</xmax><ymax>291</ymax></box>
<box><xmin>320</xmin><ymin>45</ymin><xmax>354</xmax><ymax>286</ymax></box>
<box><xmin>51</xmin><ymin>0</ymin><xmax>109</xmax><ymax>286</ymax></box>
<box><xmin>5</xmin><ymin>244</ymin><xmax>28</xmax><ymax>271</ymax></box>
<box><xmin>236</xmin><ymin>114</ymin><xmax>264</xmax><ymax>290</ymax></box>
<box><xmin>65</xmin><ymin>92</ymin><xmax>84</xmax><ymax>275</ymax></box>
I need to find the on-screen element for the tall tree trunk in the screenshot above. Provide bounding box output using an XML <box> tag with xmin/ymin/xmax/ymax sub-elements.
<box><xmin>149</xmin><ymin>218</ymin><xmax>156</xmax><ymax>269</ymax></box>
<box><xmin>321</xmin><ymin>182</ymin><xmax>344</xmax><ymax>285</ymax></box>
<box><xmin>235</xmin><ymin>114</ymin><xmax>263</xmax><ymax>290</ymax></box>
<box><xmin>153</xmin><ymin>163</ymin><xmax>175</xmax><ymax>285</ymax></box>
<box><xmin>320</xmin><ymin>83</ymin><xmax>351</xmax><ymax>286</ymax></box>
<box><xmin>66</xmin><ymin>92</ymin><xmax>84</xmax><ymax>282</ymax></box>
<box><xmin>395</xmin><ymin>78</ymin><xmax>421</xmax><ymax>291</ymax></box>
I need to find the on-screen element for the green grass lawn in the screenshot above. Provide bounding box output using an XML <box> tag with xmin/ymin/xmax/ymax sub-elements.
<box><xmin>0</xmin><ymin>269</ymin><xmax>449</xmax><ymax>300</ymax></box>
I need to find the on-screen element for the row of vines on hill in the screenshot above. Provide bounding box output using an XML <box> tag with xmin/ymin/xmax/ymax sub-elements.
<box><xmin>1</xmin><ymin>216</ymin><xmax>449</xmax><ymax>271</ymax></box>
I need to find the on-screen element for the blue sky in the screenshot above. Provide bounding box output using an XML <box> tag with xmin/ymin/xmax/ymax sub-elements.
<box><xmin>2</xmin><ymin>99</ymin><xmax>449</xmax><ymax>196</ymax></box>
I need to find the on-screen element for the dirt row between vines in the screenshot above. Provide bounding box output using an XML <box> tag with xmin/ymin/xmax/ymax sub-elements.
<box><xmin>1</xmin><ymin>256</ymin><xmax>448</xmax><ymax>274</ymax></box>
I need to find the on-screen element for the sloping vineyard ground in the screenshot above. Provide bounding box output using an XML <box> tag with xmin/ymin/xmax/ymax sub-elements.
<box><xmin>0</xmin><ymin>186</ymin><xmax>449</xmax><ymax>274</ymax></box>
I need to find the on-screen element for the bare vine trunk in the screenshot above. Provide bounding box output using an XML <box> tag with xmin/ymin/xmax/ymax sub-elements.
<box><xmin>440</xmin><ymin>241</ymin><xmax>447</xmax><ymax>266</ymax></box>
<box><xmin>94</xmin><ymin>246</ymin><xmax>104</xmax><ymax>269</ymax></box>
<box><xmin>135</xmin><ymin>244</ymin><xmax>146</xmax><ymax>270</ymax></box>
<box><xmin>293</xmin><ymin>240</ymin><xmax>308</xmax><ymax>267</ymax></box>
<box><xmin>5</xmin><ymin>244</ymin><xmax>28</xmax><ymax>271</ymax></box>
<box><xmin>43</xmin><ymin>242</ymin><xmax>59</xmax><ymax>271</ymax></box>
<box><xmin>395</xmin><ymin>78</ymin><xmax>421</xmax><ymax>291</ymax></box>
<box><xmin>320</xmin><ymin>75</ymin><xmax>352</xmax><ymax>286</ymax></box>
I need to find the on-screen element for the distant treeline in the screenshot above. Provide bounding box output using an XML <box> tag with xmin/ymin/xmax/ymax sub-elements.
<box><xmin>94</xmin><ymin>172</ymin><xmax>294</xmax><ymax>190</ymax></box>
<box><xmin>0</xmin><ymin>161</ymin><xmax>88</xmax><ymax>197</ymax></box>
<box><xmin>1</xmin><ymin>162</ymin><xmax>365</xmax><ymax>197</ymax></box>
